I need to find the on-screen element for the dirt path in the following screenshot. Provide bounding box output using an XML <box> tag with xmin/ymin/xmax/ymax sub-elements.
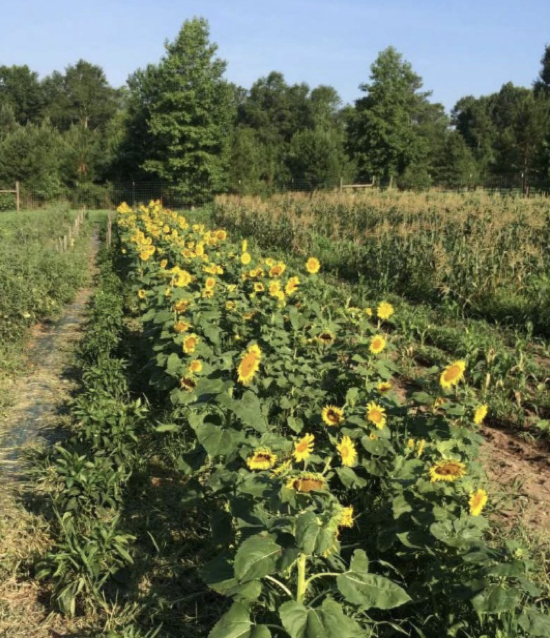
<box><xmin>0</xmin><ymin>234</ymin><xmax>99</xmax><ymax>638</ymax></box>
<box><xmin>481</xmin><ymin>425</ymin><xmax>550</xmax><ymax>529</ymax></box>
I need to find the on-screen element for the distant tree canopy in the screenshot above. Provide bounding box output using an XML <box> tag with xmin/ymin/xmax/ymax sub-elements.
<box><xmin>1</xmin><ymin>22</ymin><xmax>550</xmax><ymax>201</ymax></box>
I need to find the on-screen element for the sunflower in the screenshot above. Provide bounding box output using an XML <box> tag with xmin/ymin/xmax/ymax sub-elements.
<box><xmin>286</xmin><ymin>472</ymin><xmax>325</xmax><ymax>492</ymax></box>
<box><xmin>254</xmin><ymin>282</ymin><xmax>265</xmax><ymax>293</ymax></box>
<box><xmin>237</xmin><ymin>344</ymin><xmax>262</xmax><ymax>385</ymax></box>
<box><xmin>440</xmin><ymin>360</ymin><xmax>466</xmax><ymax>390</ymax></box>
<box><xmin>138</xmin><ymin>289</ymin><xmax>146</xmax><ymax>299</ymax></box>
<box><xmin>180</xmin><ymin>377</ymin><xmax>196</xmax><ymax>392</ymax></box>
<box><xmin>188</xmin><ymin>359</ymin><xmax>203</xmax><ymax>374</ymax></box>
<box><xmin>269</xmin><ymin>281</ymin><xmax>281</xmax><ymax>295</ymax></box>
<box><xmin>160</xmin><ymin>259</ymin><xmax>168</xmax><ymax>269</ymax></box>
<box><xmin>365</xmin><ymin>307</ymin><xmax>373</xmax><ymax>317</ymax></box>
<box><xmin>183</xmin><ymin>334</ymin><xmax>199</xmax><ymax>354</ymax></box>
<box><xmin>293</xmin><ymin>433</ymin><xmax>315</xmax><ymax>462</ymax></box>
<box><xmin>306</xmin><ymin>257</ymin><xmax>320</xmax><ymax>274</ymax></box>
<box><xmin>205</xmin><ymin>277</ymin><xmax>216</xmax><ymax>289</ymax></box>
<box><xmin>202</xmin><ymin>288</ymin><xmax>214</xmax><ymax>298</ymax></box>
<box><xmin>174</xmin><ymin>320</ymin><xmax>191</xmax><ymax>333</ymax></box>
<box><xmin>242</xmin><ymin>311</ymin><xmax>256</xmax><ymax>321</ymax></box>
<box><xmin>338</xmin><ymin>506</ymin><xmax>354</xmax><ymax>528</ymax></box>
<box><xmin>173</xmin><ymin>270</ymin><xmax>193</xmax><ymax>287</ymax></box>
<box><xmin>246</xmin><ymin>448</ymin><xmax>278</xmax><ymax>471</ymax></box>
<box><xmin>473</xmin><ymin>404</ymin><xmax>488</xmax><ymax>425</ymax></box>
<box><xmin>322</xmin><ymin>405</ymin><xmax>344</xmax><ymax>427</ymax></box>
<box><xmin>377</xmin><ymin>301</ymin><xmax>394</xmax><ymax>320</ymax></box>
<box><xmin>377</xmin><ymin>381</ymin><xmax>392</xmax><ymax>393</ymax></box>
<box><xmin>272</xmin><ymin>458</ymin><xmax>293</xmax><ymax>476</ymax></box>
<box><xmin>416</xmin><ymin>439</ymin><xmax>426</xmax><ymax>457</ymax></box>
<box><xmin>241</xmin><ymin>252</ymin><xmax>252</xmax><ymax>265</ymax></box>
<box><xmin>269</xmin><ymin>262</ymin><xmax>286</xmax><ymax>278</ymax></box>
<box><xmin>216</xmin><ymin>230</ymin><xmax>227</xmax><ymax>241</ymax></box>
<box><xmin>242</xmin><ymin>239</ymin><xmax>248</xmax><ymax>252</ymax></box>
<box><xmin>366</xmin><ymin>402</ymin><xmax>386</xmax><ymax>429</ymax></box>
<box><xmin>429</xmin><ymin>459</ymin><xmax>467</xmax><ymax>483</ymax></box>
<box><xmin>318</xmin><ymin>331</ymin><xmax>335</xmax><ymax>346</ymax></box>
<box><xmin>469</xmin><ymin>489</ymin><xmax>488</xmax><ymax>516</ymax></box>
<box><xmin>370</xmin><ymin>335</ymin><xmax>387</xmax><ymax>354</ymax></box>
<box><xmin>226</xmin><ymin>301</ymin><xmax>236</xmax><ymax>311</ymax></box>
<box><xmin>337</xmin><ymin>436</ymin><xmax>357</xmax><ymax>467</ymax></box>
<box><xmin>285</xmin><ymin>276</ymin><xmax>300</xmax><ymax>295</ymax></box>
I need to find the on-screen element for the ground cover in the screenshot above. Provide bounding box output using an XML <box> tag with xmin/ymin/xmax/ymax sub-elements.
<box><xmin>0</xmin><ymin>207</ymin><xmax>93</xmax><ymax>412</ymax></box>
<box><xmin>211</xmin><ymin>192</ymin><xmax>550</xmax><ymax>440</ymax></box>
<box><xmin>27</xmin><ymin>202</ymin><xmax>548</xmax><ymax>637</ymax></box>
<box><xmin>3</xmin><ymin>200</ymin><xmax>548</xmax><ymax>638</ymax></box>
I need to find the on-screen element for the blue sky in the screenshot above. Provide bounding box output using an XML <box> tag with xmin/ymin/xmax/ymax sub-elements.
<box><xmin>1</xmin><ymin>0</ymin><xmax>549</xmax><ymax>111</ymax></box>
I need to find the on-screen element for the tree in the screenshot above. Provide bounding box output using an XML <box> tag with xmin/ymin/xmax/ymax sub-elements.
<box><xmin>41</xmin><ymin>60</ymin><xmax>119</xmax><ymax>131</ymax></box>
<box><xmin>134</xmin><ymin>17</ymin><xmax>235</xmax><ymax>203</ymax></box>
<box><xmin>348</xmin><ymin>47</ymin><xmax>432</xmax><ymax>185</ymax></box>
<box><xmin>287</xmin><ymin>128</ymin><xmax>347</xmax><ymax>190</ymax></box>
<box><xmin>0</xmin><ymin>122</ymin><xmax>64</xmax><ymax>199</ymax></box>
<box><xmin>534</xmin><ymin>44</ymin><xmax>550</xmax><ymax>96</ymax></box>
<box><xmin>0</xmin><ymin>65</ymin><xmax>44</xmax><ymax>123</ymax></box>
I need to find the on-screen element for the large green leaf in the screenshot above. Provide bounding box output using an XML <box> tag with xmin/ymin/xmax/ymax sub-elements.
<box><xmin>234</xmin><ymin>534</ymin><xmax>281</xmax><ymax>583</ymax></box>
<box><xmin>194</xmin><ymin>421</ymin><xmax>240</xmax><ymax>458</ymax></box>
<box><xmin>518</xmin><ymin>610</ymin><xmax>550</xmax><ymax>636</ymax></box>
<box><xmin>471</xmin><ymin>585</ymin><xmax>521</xmax><ymax>614</ymax></box>
<box><xmin>279</xmin><ymin>599</ymin><xmax>360</xmax><ymax>638</ymax></box>
<box><xmin>209</xmin><ymin>603</ymin><xmax>270</xmax><ymax>638</ymax></box>
<box><xmin>295</xmin><ymin>512</ymin><xmax>321</xmax><ymax>555</ymax></box>
<box><xmin>337</xmin><ymin>571</ymin><xmax>410</xmax><ymax>610</ymax></box>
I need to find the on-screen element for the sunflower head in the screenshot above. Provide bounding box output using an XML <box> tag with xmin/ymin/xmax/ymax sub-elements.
<box><xmin>473</xmin><ymin>404</ymin><xmax>488</xmax><ymax>425</ymax></box>
<box><xmin>183</xmin><ymin>334</ymin><xmax>199</xmax><ymax>354</ymax></box>
<box><xmin>188</xmin><ymin>359</ymin><xmax>203</xmax><ymax>374</ymax></box>
<box><xmin>336</xmin><ymin>435</ymin><xmax>357</xmax><ymax>467</ymax></box>
<box><xmin>306</xmin><ymin>257</ymin><xmax>320</xmax><ymax>274</ymax></box>
<box><xmin>318</xmin><ymin>331</ymin><xmax>335</xmax><ymax>346</ymax></box>
<box><xmin>338</xmin><ymin>505</ymin><xmax>354</xmax><ymax>528</ymax></box>
<box><xmin>293</xmin><ymin>433</ymin><xmax>315</xmax><ymax>462</ymax></box>
<box><xmin>377</xmin><ymin>301</ymin><xmax>394</xmax><ymax>320</ymax></box>
<box><xmin>322</xmin><ymin>405</ymin><xmax>344</xmax><ymax>426</ymax></box>
<box><xmin>370</xmin><ymin>335</ymin><xmax>387</xmax><ymax>354</ymax></box>
<box><xmin>429</xmin><ymin>459</ymin><xmax>467</xmax><ymax>483</ymax></box>
<box><xmin>285</xmin><ymin>276</ymin><xmax>300</xmax><ymax>295</ymax></box>
<box><xmin>247</xmin><ymin>448</ymin><xmax>278</xmax><ymax>471</ymax></box>
<box><xmin>286</xmin><ymin>472</ymin><xmax>325</xmax><ymax>492</ymax></box>
<box><xmin>440</xmin><ymin>360</ymin><xmax>466</xmax><ymax>390</ymax></box>
<box><xmin>366</xmin><ymin>401</ymin><xmax>386</xmax><ymax>429</ymax></box>
<box><xmin>469</xmin><ymin>488</ymin><xmax>488</xmax><ymax>516</ymax></box>
<box><xmin>180</xmin><ymin>377</ymin><xmax>196</xmax><ymax>392</ymax></box>
<box><xmin>237</xmin><ymin>344</ymin><xmax>262</xmax><ymax>385</ymax></box>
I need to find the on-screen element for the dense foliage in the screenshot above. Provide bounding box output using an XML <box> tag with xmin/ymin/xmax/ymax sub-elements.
<box><xmin>36</xmin><ymin>201</ymin><xmax>549</xmax><ymax>637</ymax></box>
<box><xmin>1</xmin><ymin>21</ymin><xmax>550</xmax><ymax>204</ymax></box>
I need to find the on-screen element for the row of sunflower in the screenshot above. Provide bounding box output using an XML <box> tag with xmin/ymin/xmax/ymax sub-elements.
<box><xmin>115</xmin><ymin>200</ymin><xmax>547</xmax><ymax>638</ymax></box>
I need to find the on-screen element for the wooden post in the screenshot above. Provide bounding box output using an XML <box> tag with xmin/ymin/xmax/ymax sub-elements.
<box><xmin>15</xmin><ymin>181</ymin><xmax>20</xmax><ymax>213</ymax></box>
<box><xmin>339</xmin><ymin>177</ymin><xmax>343</xmax><ymax>193</ymax></box>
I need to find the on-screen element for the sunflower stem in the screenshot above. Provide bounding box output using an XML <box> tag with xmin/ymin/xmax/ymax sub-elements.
<box><xmin>296</xmin><ymin>553</ymin><xmax>308</xmax><ymax>603</ymax></box>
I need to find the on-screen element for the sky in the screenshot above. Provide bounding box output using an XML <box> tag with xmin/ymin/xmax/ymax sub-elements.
<box><xmin>1</xmin><ymin>0</ymin><xmax>549</xmax><ymax>112</ymax></box>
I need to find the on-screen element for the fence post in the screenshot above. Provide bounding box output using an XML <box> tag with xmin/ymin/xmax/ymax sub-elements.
<box><xmin>15</xmin><ymin>181</ymin><xmax>20</xmax><ymax>213</ymax></box>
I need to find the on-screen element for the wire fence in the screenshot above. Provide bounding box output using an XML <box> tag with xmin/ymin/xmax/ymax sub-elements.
<box><xmin>0</xmin><ymin>177</ymin><xmax>549</xmax><ymax>212</ymax></box>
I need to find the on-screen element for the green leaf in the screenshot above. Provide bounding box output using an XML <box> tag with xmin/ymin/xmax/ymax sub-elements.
<box><xmin>155</xmin><ymin>423</ymin><xmax>179</xmax><ymax>432</ymax></box>
<box><xmin>337</xmin><ymin>572</ymin><xmax>410</xmax><ymax>610</ymax></box>
<box><xmin>234</xmin><ymin>535</ymin><xmax>281</xmax><ymax>583</ymax></box>
<box><xmin>295</xmin><ymin>512</ymin><xmax>321</xmax><ymax>555</ymax></box>
<box><xmin>518</xmin><ymin>610</ymin><xmax>550</xmax><ymax>636</ymax></box>
<box><xmin>471</xmin><ymin>585</ymin><xmax>521</xmax><ymax>614</ymax></box>
<box><xmin>279</xmin><ymin>599</ymin><xmax>359</xmax><ymax>638</ymax></box>
<box><xmin>350</xmin><ymin>549</ymin><xmax>369</xmax><ymax>573</ymax></box>
<box><xmin>166</xmin><ymin>352</ymin><xmax>182</xmax><ymax>377</ymax></box>
<box><xmin>209</xmin><ymin>602</ymin><xmax>253</xmax><ymax>638</ymax></box>
<box><xmin>194</xmin><ymin>422</ymin><xmax>240</xmax><ymax>458</ymax></box>
<box><xmin>335</xmin><ymin>466</ymin><xmax>367</xmax><ymax>489</ymax></box>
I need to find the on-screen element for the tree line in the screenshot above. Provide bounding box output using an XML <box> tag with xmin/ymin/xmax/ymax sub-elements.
<box><xmin>1</xmin><ymin>17</ymin><xmax>549</xmax><ymax>204</ymax></box>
